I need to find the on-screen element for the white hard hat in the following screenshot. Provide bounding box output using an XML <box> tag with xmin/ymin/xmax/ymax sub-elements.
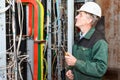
<box><xmin>77</xmin><ymin>2</ymin><xmax>102</xmax><ymax>17</ymax></box>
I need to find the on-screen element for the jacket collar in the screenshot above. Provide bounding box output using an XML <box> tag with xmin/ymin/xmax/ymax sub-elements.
<box><xmin>84</xmin><ymin>27</ymin><xmax>95</xmax><ymax>39</ymax></box>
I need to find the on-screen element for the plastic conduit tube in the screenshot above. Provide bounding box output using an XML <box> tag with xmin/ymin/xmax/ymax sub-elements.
<box><xmin>36</xmin><ymin>0</ymin><xmax>44</xmax><ymax>80</ymax></box>
<box><xmin>18</xmin><ymin>0</ymin><xmax>38</xmax><ymax>80</ymax></box>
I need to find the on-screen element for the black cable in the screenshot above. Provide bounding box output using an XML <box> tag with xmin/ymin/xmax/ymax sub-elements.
<box><xmin>27</xmin><ymin>61</ymin><xmax>33</xmax><ymax>80</ymax></box>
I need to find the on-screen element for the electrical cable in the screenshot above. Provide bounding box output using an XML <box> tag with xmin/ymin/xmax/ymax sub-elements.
<box><xmin>18</xmin><ymin>55</ymin><xmax>29</xmax><ymax>80</ymax></box>
<box><xmin>0</xmin><ymin>3</ymin><xmax>11</xmax><ymax>13</ymax></box>
<box><xmin>7</xmin><ymin>1</ymin><xmax>13</xmax><ymax>55</ymax></box>
<box><xmin>0</xmin><ymin>61</ymin><xmax>15</xmax><ymax>70</ymax></box>
<box><xmin>4</xmin><ymin>0</ymin><xmax>26</xmax><ymax>80</ymax></box>
<box><xmin>16</xmin><ymin>1</ymin><xmax>25</xmax><ymax>80</ymax></box>
<box><xmin>0</xmin><ymin>44</ymin><xmax>13</xmax><ymax>54</ymax></box>
<box><xmin>43</xmin><ymin>10</ymin><xmax>50</xmax><ymax>55</ymax></box>
<box><xmin>26</xmin><ymin>60</ymin><xmax>34</xmax><ymax>80</ymax></box>
<box><xmin>43</xmin><ymin>58</ymin><xmax>48</xmax><ymax>80</ymax></box>
<box><xmin>16</xmin><ymin>0</ymin><xmax>24</xmax><ymax>56</ymax></box>
<box><xmin>52</xmin><ymin>50</ymin><xmax>57</xmax><ymax>74</ymax></box>
<box><xmin>11</xmin><ymin>0</ymin><xmax>18</xmax><ymax>79</ymax></box>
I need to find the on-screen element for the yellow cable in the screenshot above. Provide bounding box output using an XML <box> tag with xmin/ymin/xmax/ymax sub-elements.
<box><xmin>36</xmin><ymin>0</ymin><xmax>44</xmax><ymax>80</ymax></box>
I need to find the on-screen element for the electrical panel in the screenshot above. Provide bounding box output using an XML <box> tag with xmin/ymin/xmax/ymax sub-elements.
<box><xmin>0</xmin><ymin>0</ymin><xmax>102</xmax><ymax>80</ymax></box>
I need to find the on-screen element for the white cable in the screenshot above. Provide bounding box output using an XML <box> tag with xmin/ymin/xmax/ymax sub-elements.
<box><xmin>0</xmin><ymin>0</ymin><xmax>12</xmax><ymax>13</ymax></box>
<box><xmin>18</xmin><ymin>55</ymin><xmax>29</xmax><ymax>80</ymax></box>
<box><xmin>0</xmin><ymin>4</ymin><xmax>11</xmax><ymax>13</ymax></box>
<box><xmin>11</xmin><ymin>0</ymin><xmax>18</xmax><ymax>79</ymax></box>
<box><xmin>0</xmin><ymin>44</ymin><xmax>13</xmax><ymax>54</ymax></box>
<box><xmin>0</xmin><ymin>61</ymin><xmax>15</xmax><ymax>70</ymax></box>
<box><xmin>16</xmin><ymin>1</ymin><xmax>24</xmax><ymax>56</ymax></box>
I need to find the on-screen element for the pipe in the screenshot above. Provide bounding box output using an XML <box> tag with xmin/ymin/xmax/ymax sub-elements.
<box><xmin>67</xmin><ymin>0</ymin><xmax>74</xmax><ymax>53</ymax></box>
<box><xmin>18</xmin><ymin>0</ymin><xmax>38</xmax><ymax>80</ymax></box>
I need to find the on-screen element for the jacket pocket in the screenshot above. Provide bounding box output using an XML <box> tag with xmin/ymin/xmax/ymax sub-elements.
<box><xmin>76</xmin><ymin>46</ymin><xmax>91</xmax><ymax>60</ymax></box>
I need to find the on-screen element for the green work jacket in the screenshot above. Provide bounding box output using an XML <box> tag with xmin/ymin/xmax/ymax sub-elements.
<box><xmin>71</xmin><ymin>27</ymin><xmax>108</xmax><ymax>80</ymax></box>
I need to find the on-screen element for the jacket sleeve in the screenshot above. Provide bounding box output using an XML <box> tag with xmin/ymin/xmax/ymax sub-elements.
<box><xmin>74</xmin><ymin>40</ymin><xmax>108</xmax><ymax>77</ymax></box>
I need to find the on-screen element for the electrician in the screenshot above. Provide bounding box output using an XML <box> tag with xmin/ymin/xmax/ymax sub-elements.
<box><xmin>65</xmin><ymin>2</ymin><xmax>108</xmax><ymax>80</ymax></box>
